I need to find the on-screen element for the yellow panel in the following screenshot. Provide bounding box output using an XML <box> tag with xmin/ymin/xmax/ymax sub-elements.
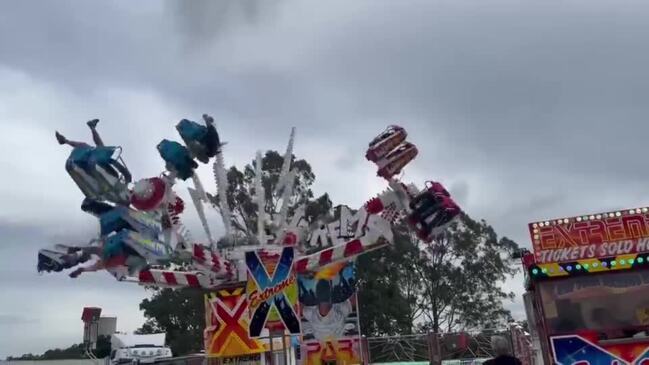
<box><xmin>539</xmin><ymin>263</ymin><xmax>569</xmax><ymax>277</ymax></box>
<box><xmin>218</xmin><ymin>287</ymin><xmax>245</xmax><ymax>297</ymax></box>
<box><xmin>611</xmin><ymin>254</ymin><xmax>637</xmax><ymax>271</ymax></box>
<box><xmin>578</xmin><ymin>258</ymin><xmax>607</xmax><ymax>273</ymax></box>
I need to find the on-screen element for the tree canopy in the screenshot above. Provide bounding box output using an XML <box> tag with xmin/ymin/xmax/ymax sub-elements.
<box><xmin>6</xmin><ymin>335</ymin><xmax>111</xmax><ymax>361</ymax></box>
<box><xmin>357</xmin><ymin>213</ymin><xmax>519</xmax><ymax>336</ymax></box>
<box><xmin>138</xmin><ymin>288</ymin><xmax>205</xmax><ymax>355</ymax></box>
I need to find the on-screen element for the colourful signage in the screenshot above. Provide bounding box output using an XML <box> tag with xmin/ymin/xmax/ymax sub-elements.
<box><xmin>529</xmin><ymin>208</ymin><xmax>649</xmax><ymax>264</ymax></box>
<box><xmin>246</xmin><ymin>247</ymin><xmax>301</xmax><ymax>337</ymax></box>
<box><xmin>551</xmin><ymin>334</ymin><xmax>649</xmax><ymax>365</ymax></box>
<box><xmin>204</xmin><ymin>288</ymin><xmax>266</xmax><ymax>357</ymax></box>
<box><xmin>298</xmin><ymin>261</ymin><xmax>362</xmax><ymax>365</ymax></box>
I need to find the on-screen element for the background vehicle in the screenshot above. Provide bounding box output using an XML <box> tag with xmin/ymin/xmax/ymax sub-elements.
<box><xmin>110</xmin><ymin>333</ymin><xmax>172</xmax><ymax>364</ymax></box>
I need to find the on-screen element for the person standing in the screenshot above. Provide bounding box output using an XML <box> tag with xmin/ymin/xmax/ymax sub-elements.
<box><xmin>483</xmin><ymin>336</ymin><xmax>522</xmax><ymax>365</ymax></box>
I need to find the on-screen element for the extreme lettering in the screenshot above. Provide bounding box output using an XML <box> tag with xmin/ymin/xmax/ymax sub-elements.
<box><xmin>533</xmin><ymin>213</ymin><xmax>649</xmax><ymax>250</ymax></box>
<box><xmin>245</xmin><ymin>247</ymin><xmax>301</xmax><ymax>337</ymax></box>
<box><xmin>248</xmin><ymin>274</ymin><xmax>296</xmax><ymax>310</ymax></box>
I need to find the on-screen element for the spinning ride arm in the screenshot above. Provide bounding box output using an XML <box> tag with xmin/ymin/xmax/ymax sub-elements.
<box><xmin>39</xmin><ymin>117</ymin><xmax>463</xmax><ymax>292</ymax></box>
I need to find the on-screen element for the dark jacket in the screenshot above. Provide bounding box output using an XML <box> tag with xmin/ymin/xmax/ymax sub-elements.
<box><xmin>483</xmin><ymin>355</ymin><xmax>523</xmax><ymax>365</ymax></box>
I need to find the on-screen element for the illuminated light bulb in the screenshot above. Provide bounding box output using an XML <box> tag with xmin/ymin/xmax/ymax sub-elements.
<box><xmin>611</xmin><ymin>261</ymin><xmax>617</xmax><ymax>266</ymax></box>
<box><xmin>576</xmin><ymin>217</ymin><xmax>582</xmax><ymax>222</ymax></box>
<box><xmin>639</xmin><ymin>257</ymin><xmax>645</xmax><ymax>264</ymax></box>
<box><xmin>563</xmin><ymin>218</ymin><xmax>569</xmax><ymax>224</ymax></box>
<box><xmin>566</xmin><ymin>265</ymin><xmax>572</xmax><ymax>271</ymax></box>
<box><xmin>589</xmin><ymin>215</ymin><xmax>595</xmax><ymax>220</ymax></box>
<box><xmin>532</xmin><ymin>223</ymin><xmax>538</xmax><ymax>228</ymax></box>
<box><xmin>609</xmin><ymin>213</ymin><xmax>615</xmax><ymax>218</ymax></box>
<box><xmin>620</xmin><ymin>259</ymin><xmax>626</xmax><ymax>265</ymax></box>
<box><xmin>596</xmin><ymin>215</ymin><xmax>602</xmax><ymax>219</ymax></box>
<box><xmin>636</xmin><ymin>209</ymin><xmax>642</xmax><ymax>214</ymax></box>
<box><xmin>630</xmin><ymin>210</ymin><xmax>636</xmax><ymax>214</ymax></box>
<box><xmin>538</xmin><ymin>222</ymin><xmax>544</xmax><ymax>227</ymax></box>
<box><xmin>542</xmin><ymin>268</ymin><xmax>548</xmax><ymax>273</ymax></box>
<box><xmin>545</xmin><ymin>221</ymin><xmax>550</xmax><ymax>226</ymax></box>
<box><xmin>593</xmin><ymin>262</ymin><xmax>599</xmax><ymax>268</ymax></box>
<box><xmin>616</xmin><ymin>212</ymin><xmax>622</xmax><ymax>217</ymax></box>
<box><xmin>643</xmin><ymin>208</ymin><xmax>648</xmax><ymax>213</ymax></box>
<box><xmin>583</xmin><ymin>264</ymin><xmax>590</xmax><ymax>269</ymax></box>
<box><xmin>576</xmin><ymin>264</ymin><xmax>582</xmax><ymax>270</ymax></box>
<box><xmin>629</xmin><ymin>259</ymin><xmax>635</xmax><ymax>265</ymax></box>
<box><xmin>602</xmin><ymin>262</ymin><xmax>607</xmax><ymax>267</ymax></box>
<box><xmin>534</xmin><ymin>235</ymin><xmax>539</xmax><ymax>239</ymax></box>
<box><xmin>532</xmin><ymin>269</ymin><xmax>538</xmax><ymax>275</ymax></box>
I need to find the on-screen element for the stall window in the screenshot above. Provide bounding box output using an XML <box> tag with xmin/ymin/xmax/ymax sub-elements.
<box><xmin>538</xmin><ymin>269</ymin><xmax>649</xmax><ymax>338</ymax></box>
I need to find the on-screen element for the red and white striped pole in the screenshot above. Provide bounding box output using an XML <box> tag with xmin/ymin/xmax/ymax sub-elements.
<box><xmin>132</xmin><ymin>268</ymin><xmax>233</xmax><ymax>289</ymax></box>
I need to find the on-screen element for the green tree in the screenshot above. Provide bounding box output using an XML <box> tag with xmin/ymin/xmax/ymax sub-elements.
<box><xmin>414</xmin><ymin>213</ymin><xmax>519</xmax><ymax>332</ymax></box>
<box><xmin>208</xmin><ymin>150</ymin><xmax>319</xmax><ymax>242</ymax></box>
<box><xmin>356</xmin><ymin>224</ymin><xmax>421</xmax><ymax>336</ymax></box>
<box><xmin>138</xmin><ymin>288</ymin><xmax>205</xmax><ymax>355</ymax></box>
<box><xmin>356</xmin><ymin>212</ymin><xmax>519</xmax><ymax>336</ymax></box>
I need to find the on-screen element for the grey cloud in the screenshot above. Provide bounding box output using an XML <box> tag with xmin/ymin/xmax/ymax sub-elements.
<box><xmin>0</xmin><ymin>0</ymin><xmax>303</xmax><ymax>123</ymax></box>
<box><xmin>301</xmin><ymin>0</ymin><xmax>649</xmax><ymax>177</ymax></box>
<box><xmin>0</xmin><ymin>218</ymin><xmax>96</xmax><ymax>249</ymax></box>
<box><xmin>449</xmin><ymin>181</ymin><xmax>470</xmax><ymax>206</ymax></box>
<box><xmin>0</xmin><ymin>221</ymin><xmax>48</xmax><ymax>250</ymax></box>
<box><xmin>0</xmin><ymin>315</ymin><xmax>38</xmax><ymax>326</ymax></box>
<box><xmin>170</xmin><ymin>0</ymin><xmax>282</xmax><ymax>44</ymax></box>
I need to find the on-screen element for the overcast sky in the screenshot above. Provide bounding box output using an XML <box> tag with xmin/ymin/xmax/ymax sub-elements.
<box><xmin>2</xmin><ymin>0</ymin><xmax>649</xmax><ymax>358</ymax></box>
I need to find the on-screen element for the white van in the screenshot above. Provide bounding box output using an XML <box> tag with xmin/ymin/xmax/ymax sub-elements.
<box><xmin>110</xmin><ymin>333</ymin><xmax>172</xmax><ymax>364</ymax></box>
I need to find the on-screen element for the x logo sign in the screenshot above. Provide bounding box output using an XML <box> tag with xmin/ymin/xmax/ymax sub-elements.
<box><xmin>209</xmin><ymin>296</ymin><xmax>263</xmax><ymax>353</ymax></box>
<box><xmin>246</xmin><ymin>247</ymin><xmax>301</xmax><ymax>337</ymax></box>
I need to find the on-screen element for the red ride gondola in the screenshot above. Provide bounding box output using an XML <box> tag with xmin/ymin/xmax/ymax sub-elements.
<box><xmin>376</xmin><ymin>142</ymin><xmax>418</xmax><ymax>179</ymax></box>
<box><xmin>366</xmin><ymin>125</ymin><xmax>407</xmax><ymax>162</ymax></box>
<box><xmin>409</xmin><ymin>181</ymin><xmax>450</xmax><ymax>210</ymax></box>
<box><xmin>408</xmin><ymin>184</ymin><xmax>461</xmax><ymax>242</ymax></box>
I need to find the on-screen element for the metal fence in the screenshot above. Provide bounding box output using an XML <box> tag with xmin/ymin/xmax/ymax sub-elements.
<box><xmin>67</xmin><ymin>327</ymin><xmax>531</xmax><ymax>365</ymax></box>
<box><xmin>362</xmin><ymin>329</ymin><xmax>514</xmax><ymax>365</ymax></box>
<box><xmin>364</xmin><ymin>334</ymin><xmax>432</xmax><ymax>363</ymax></box>
<box><xmin>148</xmin><ymin>330</ymin><xmax>518</xmax><ymax>365</ymax></box>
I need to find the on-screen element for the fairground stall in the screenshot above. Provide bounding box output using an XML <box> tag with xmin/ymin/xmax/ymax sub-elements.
<box><xmin>522</xmin><ymin>208</ymin><xmax>649</xmax><ymax>365</ymax></box>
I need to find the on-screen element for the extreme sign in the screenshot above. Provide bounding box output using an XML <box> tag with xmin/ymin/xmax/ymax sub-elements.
<box><xmin>529</xmin><ymin>207</ymin><xmax>649</xmax><ymax>264</ymax></box>
<box><xmin>245</xmin><ymin>247</ymin><xmax>301</xmax><ymax>338</ymax></box>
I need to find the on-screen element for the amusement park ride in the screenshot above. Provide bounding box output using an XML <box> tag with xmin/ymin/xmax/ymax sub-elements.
<box><xmin>37</xmin><ymin>117</ymin><xmax>462</xmax><ymax>363</ymax></box>
<box><xmin>38</xmin><ymin>117</ymin><xmax>460</xmax><ymax>291</ymax></box>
